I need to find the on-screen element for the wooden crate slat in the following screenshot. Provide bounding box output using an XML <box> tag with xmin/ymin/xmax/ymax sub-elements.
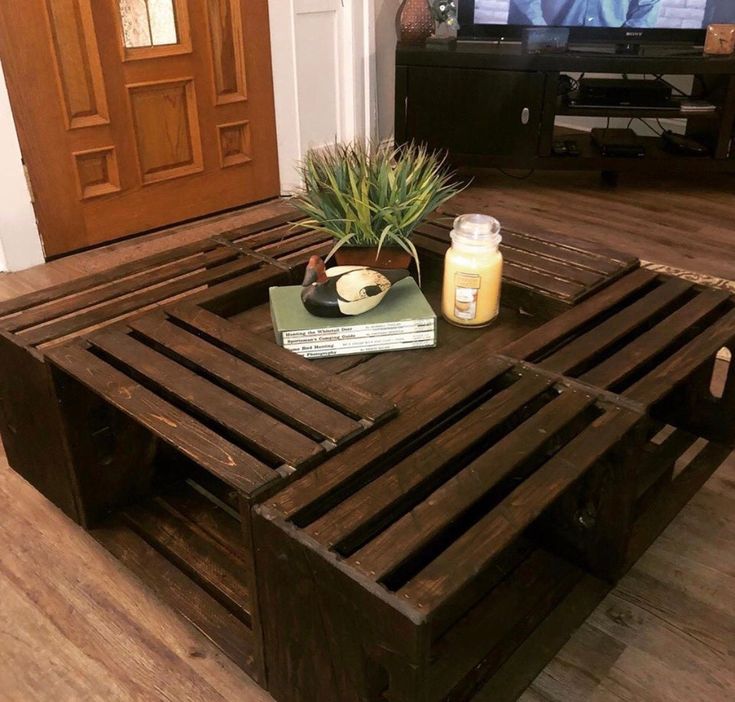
<box><xmin>496</xmin><ymin>246</ymin><xmax>602</xmax><ymax>286</ymax></box>
<box><xmin>541</xmin><ymin>276</ymin><xmax>694</xmax><ymax>374</ymax></box>
<box><xmin>503</xmin><ymin>261</ymin><xmax>588</xmax><ymax>301</ymax></box>
<box><xmin>19</xmin><ymin>255</ymin><xmax>264</xmax><ymax>347</ymax></box>
<box><xmin>419</xmin><ymin>219</ymin><xmax>618</xmax><ymax>280</ymax></box>
<box><xmin>46</xmin><ymin>344</ymin><xmax>275</xmax><ymax>494</ymax></box>
<box><xmin>266</xmin><ymin>355</ymin><xmax>516</xmax><ymax>521</ymax></box>
<box><xmin>214</xmin><ymin>230</ymin><xmax>326</xmax><ymax>274</ymax></box>
<box><xmin>627</xmin><ymin>306</ymin><xmax>735</xmax><ymax>406</ymax></box>
<box><xmin>427</xmin><ymin>548</ymin><xmax>581</xmax><ymax>702</ymax></box>
<box><xmin>160</xmin><ymin>480</ymin><xmax>247</xmax><ymax>560</ymax></box>
<box><xmin>127</xmin><ymin>313</ymin><xmax>363</xmax><ymax>444</ymax></box>
<box><xmin>306</xmin><ymin>373</ymin><xmax>555</xmax><ymax>549</ymax></box>
<box><xmin>581</xmin><ymin>288</ymin><xmax>731</xmax><ymax>390</ymax></box>
<box><xmin>627</xmin><ymin>439</ymin><xmax>732</xmax><ymax>566</ymax></box>
<box><xmin>636</xmin><ymin>427</ymin><xmax>698</xmax><ymax>504</ymax></box>
<box><xmin>278</xmin><ymin>240</ymin><xmax>333</xmax><ymax>264</ymax></box>
<box><xmin>226</xmin><ymin>222</ymin><xmax>308</xmax><ymax>248</ymax></box>
<box><xmin>425</xmin><ymin>214</ymin><xmax>636</xmax><ymax>274</ymax></box>
<box><xmin>214</xmin><ymin>212</ymin><xmax>304</xmax><ymax>244</ymax></box>
<box><xmin>502</xmin><ymin>268</ymin><xmax>659</xmax><ymax>360</ymax></box>
<box><xmin>411</xmin><ymin>232</ymin><xmax>447</xmax><ymax>257</ymax></box>
<box><xmin>251</xmin><ymin>231</ymin><xmax>332</xmax><ymax>259</ymax></box>
<box><xmin>122</xmin><ymin>497</ymin><xmax>252</xmax><ymax>624</ymax></box>
<box><xmin>93</xmin><ymin>520</ymin><xmax>257</xmax><ymax>672</ymax></box>
<box><xmin>349</xmin><ymin>389</ymin><xmax>596</xmax><ymax>583</ymax></box>
<box><xmin>1</xmin><ymin>246</ymin><xmax>241</xmax><ymax>333</ymax></box>
<box><xmin>177</xmin><ymin>264</ymin><xmax>291</xmax><ymax>311</ymax></box>
<box><xmin>0</xmin><ymin>209</ymin><xmax>299</xmax><ymax>319</ymax></box>
<box><xmin>167</xmin><ymin>303</ymin><xmax>396</xmax><ymax>424</ymax></box>
<box><xmin>397</xmin><ymin>406</ymin><xmax>641</xmax><ymax>616</ymax></box>
<box><xmin>88</xmin><ymin>328</ymin><xmax>324</xmax><ymax>468</ymax></box>
<box><xmin>500</xmin><ymin>228</ymin><xmax>636</xmax><ymax>273</ymax></box>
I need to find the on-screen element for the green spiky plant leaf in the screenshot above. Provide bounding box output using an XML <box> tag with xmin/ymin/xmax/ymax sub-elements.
<box><xmin>292</xmin><ymin>140</ymin><xmax>463</xmax><ymax>284</ymax></box>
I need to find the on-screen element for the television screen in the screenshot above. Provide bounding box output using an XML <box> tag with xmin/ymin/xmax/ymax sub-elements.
<box><xmin>471</xmin><ymin>1</ymin><xmax>735</xmax><ymax>30</ymax></box>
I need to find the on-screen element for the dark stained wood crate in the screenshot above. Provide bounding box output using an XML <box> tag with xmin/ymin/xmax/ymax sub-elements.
<box><xmin>501</xmin><ymin>268</ymin><xmax>735</xmax><ymax>446</ymax></box>
<box><xmin>413</xmin><ymin>213</ymin><xmax>640</xmax><ymax>318</ymax></box>
<box><xmin>0</xmin><ymin>207</ymin><xmax>331</xmax><ymax>521</ymax></box>
<box><xmin>43</xmin><ymin>307</ymin><xmax>396</xmax><ymax>682</ymax></box>
<box><xmin>253</xmin><ymin>363</ymin><xmax>648</xmax><ymax>702</ymax></box>
<box><xmin>628</xmin><ymin>423</ymin><xmax>731</xmax><ymax>569</ymax></box>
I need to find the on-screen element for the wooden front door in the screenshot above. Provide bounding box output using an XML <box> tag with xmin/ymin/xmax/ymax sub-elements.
<box><xmin>0</xmin><ymin>0</ymin><xmax>279</xmax><ymax>257</ymax></box>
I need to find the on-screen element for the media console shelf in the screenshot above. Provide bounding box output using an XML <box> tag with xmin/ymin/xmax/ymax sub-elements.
<box><xmin>395</xmin><ymin>43</ymin><xmax>735</xmax><ymax>174</ymax></box>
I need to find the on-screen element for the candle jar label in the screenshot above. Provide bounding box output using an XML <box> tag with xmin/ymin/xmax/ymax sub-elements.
<box><xmin>454</xmin><ymin>272</ymin><xmax>481</xmax><ymax>320</ymax></box>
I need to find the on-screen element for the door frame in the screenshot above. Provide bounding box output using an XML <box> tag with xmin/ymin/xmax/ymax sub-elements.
<box><xmin>0</xmin><ymin>0</ymin><xmax>376</xmax><ymax>271</ymax></box>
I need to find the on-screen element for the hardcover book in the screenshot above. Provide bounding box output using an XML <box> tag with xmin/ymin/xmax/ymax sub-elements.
<box><xmin>269</xmin><ymin>277</ymin><xmax>437</xmax><ymax>358</ymax></box>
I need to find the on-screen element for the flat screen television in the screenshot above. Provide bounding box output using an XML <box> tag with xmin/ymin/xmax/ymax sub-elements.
<box><xmin>458</xmin><ymin>0</ymin><xmax>735</xmax><ymax>45</ymax></box>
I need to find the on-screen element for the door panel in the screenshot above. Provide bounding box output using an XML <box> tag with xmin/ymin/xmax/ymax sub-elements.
<box><xmin>46</xmin><ymin>0</ymin><xmax>110</xmax><ymax>129</ymax></box>
<box><xmin>0</xmin><ymin>0</ymin><xmax>279</xmax><ymax>257</ymax></box>
<box><xmin>128</xmin><ymin>78</ymin><xmax>203</xmax><ymax>183</ymax></box>
<box><xmin>207</xmin><ymin>0</ymin><xmax>247</xmax><ymax>105</ymax></box>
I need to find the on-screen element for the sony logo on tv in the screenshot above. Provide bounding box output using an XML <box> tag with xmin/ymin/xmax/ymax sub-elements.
<box><xmin>625</xmin><ymin>31</ymin><xmax>644</xmax><ymax>38</ymax></box>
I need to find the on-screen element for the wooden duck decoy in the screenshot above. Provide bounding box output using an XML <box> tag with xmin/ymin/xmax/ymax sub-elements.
<box><xmin>300</xmin><ymin>255</ymin><xmax>411</xmax><ymax>317</ymax></box>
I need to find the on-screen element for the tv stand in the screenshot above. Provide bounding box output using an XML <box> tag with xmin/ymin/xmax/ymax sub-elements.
<box><xmin>395</xmin><ymin>42</ymin><xmax>735</xmax><ymax>175</ymax></box>
<box><xmin>567</xmin><ymin>42</ymin><xmax>704</xmax><ymax>57</ymax></box>
<box><xmin>616</xmin><ymin>42</ymin><xmax>641</xmax><ymax>55</ymax></box>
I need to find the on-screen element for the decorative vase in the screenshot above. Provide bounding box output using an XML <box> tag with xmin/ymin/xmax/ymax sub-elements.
<box><xmin>334</xmin><ymin>246</ymin><xmax>413</xmax><ymax>270</ymax></box>
<box><xmin>397</xmin><ymin>0</ymin><xmax>433</xmax><ymax>44</ymax></box>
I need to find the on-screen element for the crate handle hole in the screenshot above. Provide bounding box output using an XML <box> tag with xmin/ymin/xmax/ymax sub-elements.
<box><xmin>709</xmin><ymin>347</ymin><xmax>731</xmax><ymax>400</ymax></box>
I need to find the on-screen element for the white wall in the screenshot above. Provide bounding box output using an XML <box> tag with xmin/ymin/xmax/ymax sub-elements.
<box><xmin>374</xmin><ymin>0</ymin><xmax>400</xmax><ymax>140</ymax></box>
<box><xmin>0</xmin><ymin>65</ymin><xmax>45</xmax><ymax>272</ymax></box>
<box><xmin>269</xmin><ymin>0</ymin><xmax>377</xmax><ymax>192</ymax></box>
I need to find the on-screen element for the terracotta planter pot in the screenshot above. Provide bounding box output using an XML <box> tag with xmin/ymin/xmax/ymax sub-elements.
<box><xmin>334</xmin><ymin>246</ymin><xmax>413</xmax><ymax>269</ymax></box>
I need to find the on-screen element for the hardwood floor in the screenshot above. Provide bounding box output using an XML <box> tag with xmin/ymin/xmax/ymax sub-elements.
<box><xmin>1</xmin><ymin>188</ymin><xmax>734</xmax><ymax>701</ymax></box>
<box><xmin>0</xmin><ymin>446</ymin><xmax>271</xmax><ymax>702</ymax></box>
<box><xmin>453</xmin><ymin>170</ymin><xmax>735</xmax><ymax>282</ymax></box>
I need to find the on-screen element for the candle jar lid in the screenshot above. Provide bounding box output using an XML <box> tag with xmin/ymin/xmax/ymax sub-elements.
<box><xmin>451</xmin><ymin>214</ymin><xmax>502</xmax><ymax>248</ymax></box>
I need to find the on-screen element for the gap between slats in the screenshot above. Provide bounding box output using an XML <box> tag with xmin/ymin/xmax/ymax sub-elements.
<box><xmin>126</xmin><ymin>313</ymin><xmax>364</xmax><ymax>445</ymax></box>
<box><xmin>87</xmin><ymin>328</ymin><xmax>325</xmax><ymax>470</ymax></box>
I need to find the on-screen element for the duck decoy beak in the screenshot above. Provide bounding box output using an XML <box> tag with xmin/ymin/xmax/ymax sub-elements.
<box><xmin>302</xmin><ymin>255</ymin><xmax>328</xmax><ymax>287</ymax></box>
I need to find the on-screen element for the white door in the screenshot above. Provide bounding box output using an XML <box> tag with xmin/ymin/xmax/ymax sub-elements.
<box><xmin>268</xmin><ymin>0</ymin><xmax>376</xmax><ymax>191</ymax></box>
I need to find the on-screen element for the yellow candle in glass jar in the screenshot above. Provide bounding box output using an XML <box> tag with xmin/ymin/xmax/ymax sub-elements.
<box><xmin>442</xmin><ymin>214</ymin><xmax>503</xmax><ymax>327</ymax></box>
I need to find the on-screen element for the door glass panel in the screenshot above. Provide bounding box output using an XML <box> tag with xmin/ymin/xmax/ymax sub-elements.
<box><xmin>119</xmin><ymin>0</ymin><xmax>178</xmax><ymax>48</ymax></box>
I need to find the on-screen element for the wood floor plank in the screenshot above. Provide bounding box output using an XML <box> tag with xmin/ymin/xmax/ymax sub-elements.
<box><xmin>0</xmin><ymin>451</ymin><xmax>272</xmax><ymax>702</ymax></box>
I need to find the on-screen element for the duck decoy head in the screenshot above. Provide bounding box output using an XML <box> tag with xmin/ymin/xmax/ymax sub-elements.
<box><xmin>302</xmin><ymin>255</ymin><xmax>329</xmax><ymax>287</ymax></box>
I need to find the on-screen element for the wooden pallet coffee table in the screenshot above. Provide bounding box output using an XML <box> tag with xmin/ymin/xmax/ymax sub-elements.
<box><xmin>3</xmin><ymin>211</ymin><xmax>730</xmax><ymax>701</ymax></box>
<box><xmin>0</xmin><ymin>211</ymin><xmax>636</xmax><ymax>523</ymax></box>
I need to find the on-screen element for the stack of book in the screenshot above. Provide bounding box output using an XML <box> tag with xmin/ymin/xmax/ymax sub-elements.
<box><xmin>269</xmin><ymin>277</ymin><xmax>437</xmax><ymax>358</ymax></box>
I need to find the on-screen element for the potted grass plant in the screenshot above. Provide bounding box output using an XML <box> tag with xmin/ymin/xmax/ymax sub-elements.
<box><xmin>293</xmin><ymin>140</ymin><xmax>462</xmax><ymax>277</ymax></box>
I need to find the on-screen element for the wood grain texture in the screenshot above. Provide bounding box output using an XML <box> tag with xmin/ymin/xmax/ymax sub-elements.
<box><xmin>1</xmin><ymin>191</ymin><xmax>735</xmax><ymax>700</ymax></box>
<box><xmin>452</xmin><ymin>171</ymin><xmax>735</xmax><ymax>282</ymax></box>
<box><xmin>413</xmin><ymin>213</ymin><xmax>639</xmax><ymax>316</ymax></box>
<box><xmin>0</xmin><ymin>0</ymin><xmax>279</xmax><ymax>255</ymax></box>
<box><xmin>0</xmin><ymin>443</ymin><xmax>272</xmax><ymax>702</ymax></box>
